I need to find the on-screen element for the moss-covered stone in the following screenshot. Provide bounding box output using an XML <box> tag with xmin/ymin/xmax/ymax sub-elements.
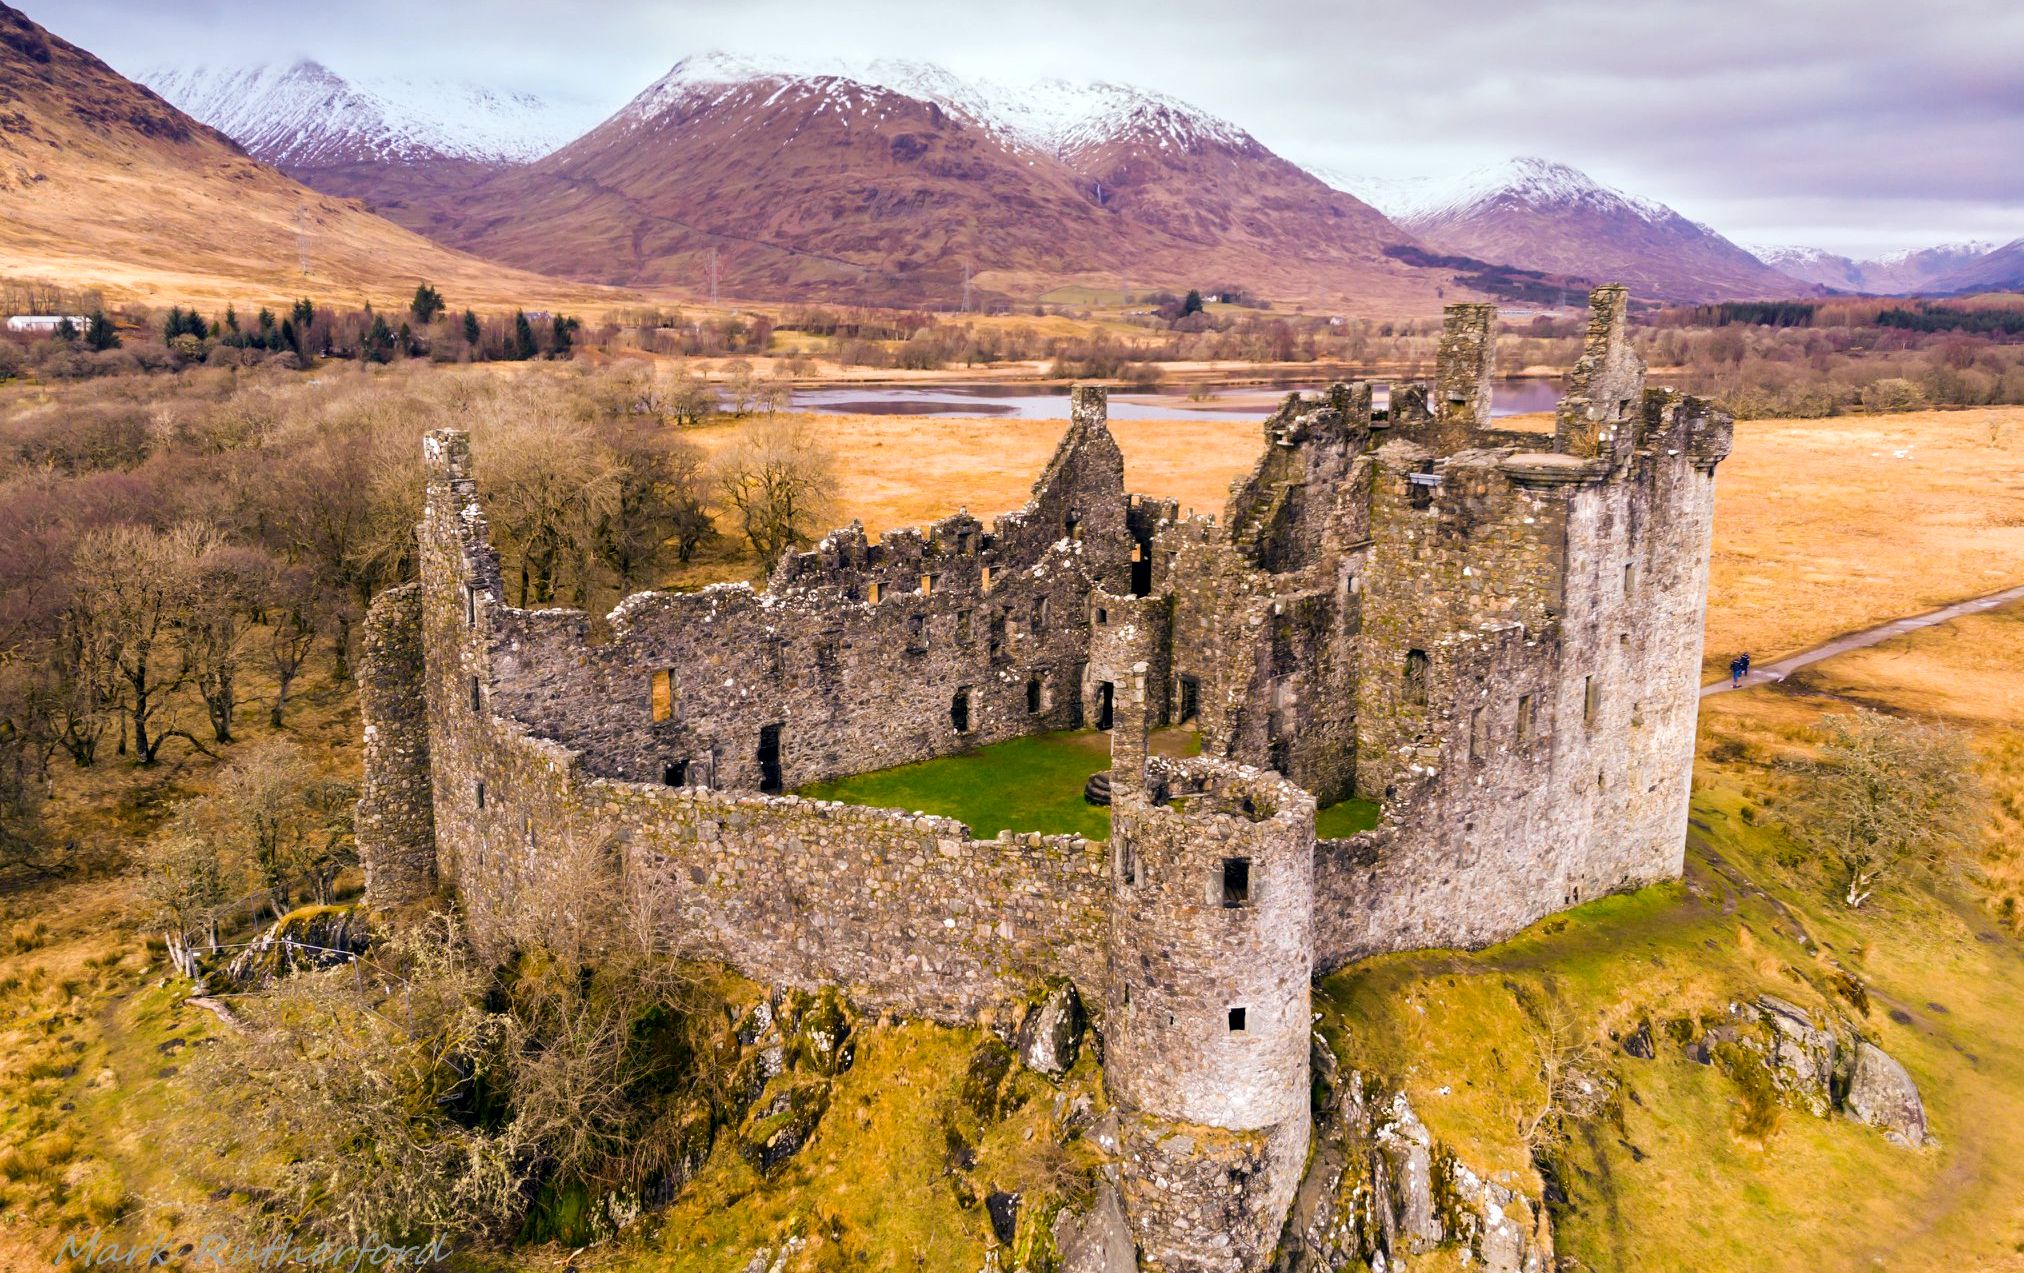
<box><xmin>737</xmin><ymin>1076</ymin><xmax>831</xmax><ymax>1175</ymax></box>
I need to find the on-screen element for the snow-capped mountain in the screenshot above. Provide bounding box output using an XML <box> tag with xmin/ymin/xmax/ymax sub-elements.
<box><xmin>1750</xmin><ymin>240</ymin><xmax>2003</xmax><ymax>294</ymax></box>
<box><xmin>430</xmin><ymin>52</ymin><xmax>1457</xmax><ymax>309</ymax></box>
<box><xmin>1333</xmin><ymin>157</ymin><xmax>1672</xmax><ymax>227</ymax></box>
<box><xmin>611</xmin><ymin>53</ymin><xmax>1254</xmax><ymax>158</ymax></box>
<box><xmin>141</xmin><ymin>60</ymin><xmax>598</xmax><ymax>169</ymax></box>
<box><xmin>1316</xmin><ymin>156</ymin><xmax>1807</xmax><ymax>303</ymax></box>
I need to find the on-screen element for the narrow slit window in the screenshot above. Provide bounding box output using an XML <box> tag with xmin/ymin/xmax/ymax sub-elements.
<box><xmin>651</xmin><ymin>669</ymin><xmax>674</xmax><ymax>722</ymax></box>
<box><xmin>465</xmin><ymin>585</ymin><xmax>476</xmax><ymax>627</ymax></box>
<box><xmin>1222</xmin><ymin>858</ymin><xmax>1251</xmax><ymax>908</ymax></box>
<box><xmin>1584</xmin><ymin>676</ymin><xmax>1599</xmax><ymax>727</ymax></box>
<box><xmin>1469</xmin><ymin>707</ymin><xmax>1486</xmax><ymax>762</ymax></box>
<box><xmin>980</xmin><ymin>565</ymin><xmax>993</xmax><ymax>593</ymax></box>
<box><xmin>867</xmin><ymin>581</ymin><xmax>882</xmax><ymax>606</ymax></box>
<box><xmin>1623</xmin><ymin>562</ymin><xmax>1635</xmax><ymax>596</ymax></box>
<box><xmin>1118</xmin><ymin>840</ymin><xmax>1136</xmax><ymax>887</ymax></box>
<box><xmin>475</xmin><ymin>781</ymin><xmax>485</xmax><ymax>809</ymax></box>
<box><xmin>469</xmin><ymin>677</ymin><xmax>482</xmax><ymax>713</ymax></box>
<box><xmin>1517</xmin><ymin>693</ymin><xmax>1534</xmax><ymax>746</ymax></box>
<box><xmin>919</xmin><ymin>573</ymin><xmax>933</xmax><ymax>596</ymax></box>
<box><xmin>1403</xmin><ymin>649</ymin><xmax>1430</xmax><ymax>706</ymax></box>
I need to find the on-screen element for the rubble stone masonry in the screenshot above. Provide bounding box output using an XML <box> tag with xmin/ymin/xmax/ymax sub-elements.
<box><xmin>355</xmin><ymin>290</ymin><xmax>1731</xmax><ymax>1271</ymax></box>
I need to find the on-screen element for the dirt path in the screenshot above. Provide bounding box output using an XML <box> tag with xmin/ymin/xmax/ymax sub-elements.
<box><xmin>1701</xmin><ymin>583</ymin><xmax>2024</xmax><ymax>697</ymax></box>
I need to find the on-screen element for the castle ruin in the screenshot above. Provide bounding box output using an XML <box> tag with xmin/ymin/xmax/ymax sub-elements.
<box><xmin>357</xmin><ymin>287</ymin><xmax>1732</xmax><ymax>1270</ymax></box>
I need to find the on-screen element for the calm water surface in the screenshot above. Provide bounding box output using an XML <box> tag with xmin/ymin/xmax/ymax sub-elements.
<box><xmin>788</xmin><ymin>379</ymin><xmax>1560</xmax><ymax>421</ymax></box>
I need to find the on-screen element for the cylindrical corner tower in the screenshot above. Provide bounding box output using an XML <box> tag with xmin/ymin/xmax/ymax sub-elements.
<box><xmin>1101</xmin><ymin>671</ymin><xmax>1316</xmax><ymax>1270</ymax></box>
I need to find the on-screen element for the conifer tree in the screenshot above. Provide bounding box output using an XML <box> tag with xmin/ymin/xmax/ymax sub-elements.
<box><xmin>511</xmin><ymin>310</ymin><xmax>538</xmax><ymax>361</ymax></box>
<box><xmin>85</xmin><ymin>312</ymin><xmax>119</xmax><ymax>351</ymax></box>
<box><xmin>54</xmin><ymin>316</ymin><xmax>78</xmax><ymax>342</ymax></box>
<box><xmin>462</xmin><ymin>309</ymin><xmax>482</xmax><ymax>348</ymax></box>
<box><xmin>410</xmin><ymin>282</ymin><xmax>445</xmax><ymax>324</ymax></box>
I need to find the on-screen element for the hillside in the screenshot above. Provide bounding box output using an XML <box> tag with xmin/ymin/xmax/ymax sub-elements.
<box><xmin>1753</xmin><ymin>240</ymin><xmax>2003</xmax><ymax>294</ymax></box>
<box><xmin>0</xmin><ymin>6</ymin><xmax>607</xmax><ymax>307</ymax></box>
<box><xmin>1330</xmin><ymin>157</ymin><xmax>1807</xmax><ymax>304</ymax></box>
<box><xmin>422</xmin><ymin>55</ymin><xmax>1475</xmax><ymax>312</ymax></box>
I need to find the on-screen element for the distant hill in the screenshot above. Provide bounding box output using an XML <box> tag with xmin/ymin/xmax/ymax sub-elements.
<box><xmin>0</xmin><ymin>4</ymin><xmax>597</xmax><ymax>306</ymax></box>
<box><xmin>1751</xmin><ymin>241</ymin><xmax>2003</xmax><ymax>294</ymax></box>
<box><xmin>1324</xmin><ymin>157</ymin><xmax>1809</xmax><ymax>304</ymax></box>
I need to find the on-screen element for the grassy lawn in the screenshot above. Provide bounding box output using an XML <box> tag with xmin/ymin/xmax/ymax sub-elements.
<box><xmin>798</xmin><ymin>730</ymin><xmax>1118</xmax><ymax>841</ymax></box>
<box><xmin>796</xmin><ymin>728</ymin><xmax>1221</xmax><ymax>842</ymax></box>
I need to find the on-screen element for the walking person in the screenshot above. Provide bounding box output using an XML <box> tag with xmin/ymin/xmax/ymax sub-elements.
<box><xmin>1729</xmin><ymin>654</ymin><xmax>1746</xmax><ymax>689</ymax></box>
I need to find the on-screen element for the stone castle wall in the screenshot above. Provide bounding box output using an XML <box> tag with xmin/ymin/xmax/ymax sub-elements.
<box><xmin>370</xmin><ymin>430</ymin><xmax>1119</xmax><ymax>1020</ymax></box>
<box><xmin>480</xmin><ymin>387</ymin><xmax>1130</xmax><ymax>796</ymax></box>
<box><xmin>352</xmin><ymin>288</ymin><xmax>1733</xmax><ymax>1272</ymax></box>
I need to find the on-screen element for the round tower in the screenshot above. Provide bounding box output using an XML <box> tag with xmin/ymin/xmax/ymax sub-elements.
<box><xmin>1104</xmin><ymin>741</ymin><xmax>1314</xmax><ymax>1128</ymax></box>
<box><xmin>1102</xmin><ymin>668</ymin><xmax>1315</xmax><ymax>1268</ymax></box>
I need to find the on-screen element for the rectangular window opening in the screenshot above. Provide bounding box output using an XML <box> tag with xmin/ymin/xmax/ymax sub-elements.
<box><xmin>1584</xmin><ymin>675</ymin><xmax>1599</xmax><ymax>727</ymax></box>
<box><xmin>663</xmin><ymin>760</ymin><xmax>688</xmax><ymax>787</ymax></box>
<box><xmin>1228</xmin><ymin>1007</ymin><xmax>1247</xmax><ymax>1033</ymax></box>
<box><xmin>1222</xmin><ymin>857</ymin><xmax>1251</xmax><ymax>908</ymax></box>
<box><xmin>469</xmin><ymin>677</ymin><xmax>482</xmax><ymax>713</ymax></box>
<box><xmin>1517</xmin><ymin>693</ymin><xmax>1534</xmax><ymax>746</ymax></box>
<box><xmin>651</xmin><ymin>669</ymin><xmax>675</xmax><ymax>722</ymax></box>
<box><xmin>1469</xmin><ymin>706</ymin><xmax>1486</xmax><ymax>762</ymax></box>
<box><xmin>475</xmin><ymin>780</ymin><xmax>485</xmax><ymax>809</ymax></box>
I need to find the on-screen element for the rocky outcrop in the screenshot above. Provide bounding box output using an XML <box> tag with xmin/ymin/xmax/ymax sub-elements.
<box><xmin>737</xmin><ymin>1077</ymin><xmax>831</xmax><ymax>1174</ymax></box>
<box><xmin>1015</xmin><ymin>981</ymin><xmax>1086</xmax><ymax>1080</ymax></box>
<box><xmin>221</xmin><ymin>905</ymin><xmax>370</xmax><ymax>987</ymax></box>
<box><xmin>1052</xmin><ymin>1183</ymin><xmax>1137</xmax><ymax>1273</ymax></box>
<box><xmin>1278</xmin><ymin>1044</ymin><xmax>1552</xmax><ymax>1273</ymax></box>
<box><xmin>1844</xmin><ymin>1042</ymin><xmax>1928</xmax><ymax>1147</ymax></box>
<box><xmin>1666</xmin><ymin>997</ymin><xmax>1929</xmax><ymax>1148</ymax></box>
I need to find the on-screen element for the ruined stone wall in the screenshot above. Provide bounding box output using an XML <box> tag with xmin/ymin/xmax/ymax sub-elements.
<box><xmin>478</xmin><ymin>386</ymin><xmax>1129</xmax><ymax>795</ymax></box>
<box><xmin>1316</xmin><ymin>386</ymin><xmax>1729</xmax><ymax>967</ymax></box>
<box><xmin>403</xmin><ymin>430</ymin><xmax>1114</xmax><ymax>1019</ymax></box>
<box><xmin>354</xmin><ymin>581</ymin><xmax>437</xmax><ymax>911</ymax></box>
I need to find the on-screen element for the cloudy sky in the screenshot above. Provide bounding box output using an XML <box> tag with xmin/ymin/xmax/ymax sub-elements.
<box><xmin>27</xmin><ymin>0</ymin><xmax>2024</xmax><ymax>257</ymax></box>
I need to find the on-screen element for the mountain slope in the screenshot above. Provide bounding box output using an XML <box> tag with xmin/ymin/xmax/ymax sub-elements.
<box><xmin>1926</xmin><ymin>238</ymin><xmax>2024</xmax><ymax>294</ymax></box>
<box><xmin>0</xmin><ymin>4</ymin><xmax>602</xmax><ymax>305</ymax></box>
<box><xmin>427</xmin><ymin>55</ymin><xmax>1467</xmax><ymax>311</ymax></box>
<box><xmin>1329</xmin><ymin>157</ymin><xmax>1805</xmax><ymax>304</ymax></box>
<box><xmin>1753</xmin><ymin>241</ymin><xmax>2002</xmax><ymax>294</ymax></box>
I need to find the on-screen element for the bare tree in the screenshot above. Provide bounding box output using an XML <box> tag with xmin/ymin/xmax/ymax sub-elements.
<box><xmin>478</xmin><ymin>423</ymin><xmax>620</xmax><ymax>607</ymax></box>
<box><xmin>1791</xmin><ymin>708</ymin><xmax>1987</xmax><ymax>908</ymax></box>
<box><xmin>66</xmin><ymin>522</ymin><xmax>215</xmax><ymax>764</ymax></box>
<box><xmin>139</xmin><ymin>828</ymin><xmax>227</xmax><ymax>976</ymax></box>
<box><xmin>590</xmin><ymin>420</ymin><xmax>712</xmax><ymax>590</ymax></box>
<box><xmin>711</xmin><ymin>416</ymin><xmax>837</xmax><ymax>564</ymax></box>
<box><xmin>1505</xmin><ymin>989</ymin><xmax>1608</xmax><ymax>1153</ymax></box>
<box><xmin>265</xmin><ymin>564</ymin><xmax>326</xmax><ymax>728</ymax></box>
<box><xmin>182</xmin><ymin>544</ymin><xmax>271</xmax><ymax>744</ymax></box>
<box><xmin>191</xmin><ymin>737</ymin><xmax>350</xmax><ymax>918</ymax></box>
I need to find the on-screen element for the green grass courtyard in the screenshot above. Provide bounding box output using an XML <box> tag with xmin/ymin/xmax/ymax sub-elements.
<box><xmin>796</xmin><ymin>728</ymin><xmax>1380</xmax><ymax>841</ymax></box>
